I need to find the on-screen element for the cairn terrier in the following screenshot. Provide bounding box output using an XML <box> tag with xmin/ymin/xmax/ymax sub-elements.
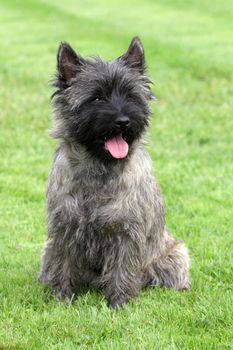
<box><xmin>39</xmin><ymin>37</ymin><xmax>190</xmax><ymax>308</ymax></box>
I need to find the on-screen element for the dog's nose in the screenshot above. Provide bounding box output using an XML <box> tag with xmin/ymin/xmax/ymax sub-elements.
<box><xmin>115</xmin><ymin>116</ymin><xmax>130</xmax><ymax>130</ymax></box>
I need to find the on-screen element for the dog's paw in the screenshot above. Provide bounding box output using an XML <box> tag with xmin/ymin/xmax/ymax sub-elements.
<box><xmin>54</xmin><ymin>285</ymin><xmax>75</xmax><ymax>305</ymax></box>
<box><xmin>38</xmin><ymin>272</ymin><xmax>51</xmax><ymax>285</ymax></box>
<box><xmin>107</xmin><ymin>295</ymin><xmax>130</xmax><ymax>309</ymax></box>
<box><xmin>180</xmin><ymin>280</ymin><xmax>191</xmax><ymax>292</ymax></box>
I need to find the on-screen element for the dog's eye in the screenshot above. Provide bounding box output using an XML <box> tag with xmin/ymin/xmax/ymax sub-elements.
<box><xmin>92</xmin><ymin>95</ymin><xmax>104</xmax><ymax>102</ymax></box>
<box><xmin>90</xmin><ymin>97</ymin><xmax>100</xmax><ymax>103</ymax></box>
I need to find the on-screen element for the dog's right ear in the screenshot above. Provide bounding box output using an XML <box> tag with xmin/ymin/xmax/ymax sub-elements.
<box><xmin>57</xmin><ymin>42</ymin><xmax>83</xmax><ymax>82</ymax></box>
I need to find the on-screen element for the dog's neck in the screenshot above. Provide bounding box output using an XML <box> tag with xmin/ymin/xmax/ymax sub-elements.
<box><xmin>60</xmin><ymin>137</ymin><xmax>149</xmax><ymax>180</ymax></box>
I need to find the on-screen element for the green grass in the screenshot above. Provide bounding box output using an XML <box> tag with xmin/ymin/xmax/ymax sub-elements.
<box><xmin>0</xmin><ymin>0</ymin><xmax>233</xmax><ymax>349</ymax></box>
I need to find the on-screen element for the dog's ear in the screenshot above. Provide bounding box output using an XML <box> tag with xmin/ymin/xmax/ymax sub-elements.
<box><xmin>119</xmin><ymin>36</ymin><xmax>145</xmax><ymax>73</ymax></box>
<box><xmin>57</xmin><ymin>42</ymin><xmax>83</xmax><ymax>82</ymax></box>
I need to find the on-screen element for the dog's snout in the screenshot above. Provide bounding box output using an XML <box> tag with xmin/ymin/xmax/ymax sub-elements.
<box><xmin>115</xmin><ymin>116</ymin><xmax>130</xmax><ymax>130</ymax></box>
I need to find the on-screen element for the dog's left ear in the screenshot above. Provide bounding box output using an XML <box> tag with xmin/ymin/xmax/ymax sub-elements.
<box><xmin>119</xmin><ymin>36</ymin><xmax>145</xmax><ymax>73</ymax></box>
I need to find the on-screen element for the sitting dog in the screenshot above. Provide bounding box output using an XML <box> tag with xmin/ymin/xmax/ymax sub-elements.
<box><xmin>39</xmin><ymin>37</ymin><xmax>190</xmax><ymax>308</ymax></box>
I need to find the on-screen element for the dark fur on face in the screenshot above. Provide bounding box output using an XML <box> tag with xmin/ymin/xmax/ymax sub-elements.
<box><xmin>39</xmin><ymin>37</ymin><xmax>190</xmax><ymax>309</ymax></box>
<box><xmin>52</xmin><ymin>37</ymin><xmax>153</xmax><ymax>162</ymax></box>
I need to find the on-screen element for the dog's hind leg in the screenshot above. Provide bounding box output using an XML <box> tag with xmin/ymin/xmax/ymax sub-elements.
<box><xmin>145</xmin><ymin>237</ymin><xmax>190</xmax><ymax>291</ymax></box>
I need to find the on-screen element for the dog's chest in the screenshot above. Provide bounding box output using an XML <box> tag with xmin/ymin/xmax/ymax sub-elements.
<box><xmin>71</xmin><ymin>177</ymin><xmax>135</xmax><ymax>239</ymax></box>
<box><xmin>78</xmin><ymin>191</ymin><xmax>125</xmax><ymax>233</ymax></box>
<box><xmin>74</xmin><ymin>196</ymin><xmax>127</xmax><ymax>269</ymax></box>
<box><xmin>71</xmin><ymin>162</ymin><xmax>151</xmax><ymax>240</ymax></box>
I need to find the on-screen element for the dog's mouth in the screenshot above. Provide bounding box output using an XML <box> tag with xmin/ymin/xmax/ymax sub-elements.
<box><xmin>104</xmin><ymin>134</ymin><xmax>129</xmax><ymax>159</ymax></box>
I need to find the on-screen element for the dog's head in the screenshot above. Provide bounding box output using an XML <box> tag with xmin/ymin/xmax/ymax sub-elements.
<box><xmin>52</xmin><ymin>37</ymin><xmax>154</xmax><ymax>162</ymax></box>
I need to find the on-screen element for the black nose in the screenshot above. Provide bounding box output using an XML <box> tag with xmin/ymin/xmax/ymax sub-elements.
<box><xmin>115</xmin><ymin>116</ymin><xmax>130</xmax><ymax>130</ymax></box>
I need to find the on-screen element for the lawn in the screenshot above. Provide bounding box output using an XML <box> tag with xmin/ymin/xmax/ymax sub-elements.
<box><xmin>0</xmin><ymin>0</ymin><xmax>233</xmax><ymax>349</ymax></box>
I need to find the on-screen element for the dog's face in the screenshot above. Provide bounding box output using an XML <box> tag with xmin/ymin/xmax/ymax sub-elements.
<box><xmin>53</xmin><ymin>37</ymin><xmax>153</xmax><ymax>162</ymax></box>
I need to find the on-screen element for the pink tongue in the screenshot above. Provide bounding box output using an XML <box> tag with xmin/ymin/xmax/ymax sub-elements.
<box><xmin>105</xmin><ymin>135</ymin><xmax>129</xmax><ymax>159</ymax></box>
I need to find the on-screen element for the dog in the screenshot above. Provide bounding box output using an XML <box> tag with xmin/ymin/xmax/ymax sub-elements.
<box><xmin>39</xmin><ymin>37</ymin><xmax>190</xmax><ymax>308</ymax></box>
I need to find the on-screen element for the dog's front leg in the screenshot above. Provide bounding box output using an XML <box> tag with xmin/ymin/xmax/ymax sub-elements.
<box><xmin>39</xmin><ymin>237</ymin><xmax>76</xmax><ymax>303</ymax></box>
<box><xmin>103</xmin><ymin>237</ymin><xmax>142</xmax><ymax>309</ymax></box>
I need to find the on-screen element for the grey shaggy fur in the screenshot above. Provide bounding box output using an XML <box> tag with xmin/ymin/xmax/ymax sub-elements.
<box><xmin>39</xmin><ymin>37</ymin><xmax>190</xmax><ymax>308</ymax></box>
